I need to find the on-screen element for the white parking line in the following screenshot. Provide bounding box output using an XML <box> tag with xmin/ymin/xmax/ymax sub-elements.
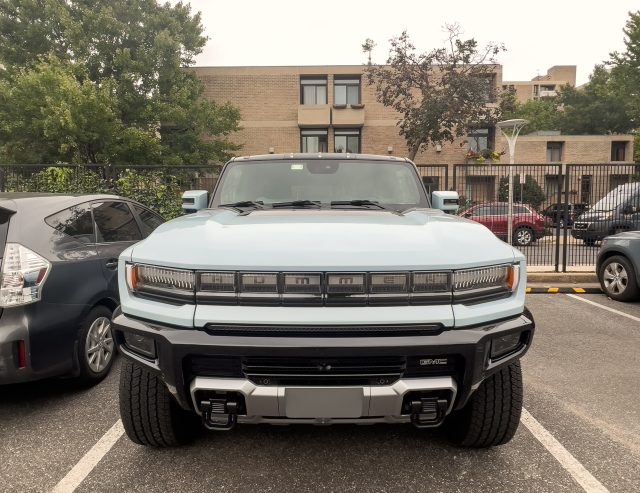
<box><xmin>521</xmin><ymin>408</ymin><xmax>609</xmax><ymax>493</ymax></box>
<box><xmin>566</xmin><ymin>293</ymin><xmax>640</xmax><ymax>323</ymax></box>
<box><xmin>50</xmin><ymin>419</ymin><xmax>124</xmax><ymax>493</ymax></box>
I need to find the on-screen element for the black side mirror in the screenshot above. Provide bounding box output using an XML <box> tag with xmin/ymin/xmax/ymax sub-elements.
<box><xmin>622</xmin><ymin>205</ymin><xmax>634</xmax><ymax>215</ymax></box>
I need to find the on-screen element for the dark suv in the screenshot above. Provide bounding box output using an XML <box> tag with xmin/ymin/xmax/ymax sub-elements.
<box><xmin>0</xmin><ymin>193</ymin><xmax>164</xmax><ymax>385</ymax></box>
<box><xmin>541</xmin><ymin>203</ymin><xmax>588</xmax><ymax>228</ymax></box>
<box><xmin>459</xmin><ymin>202</ymin><xmax>546</xmax><ymax>246</ymax></box>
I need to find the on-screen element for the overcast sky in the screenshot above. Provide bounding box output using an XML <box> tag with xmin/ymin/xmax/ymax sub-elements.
<box><xmin>178</xmin><ymin>0</ymin><xmax>634</xmax><ymax>85</ymax></box>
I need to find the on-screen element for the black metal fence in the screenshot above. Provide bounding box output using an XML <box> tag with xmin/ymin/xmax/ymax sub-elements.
<box><xmin>417</xmin><ymin>163</ymin><xmax>640</xmax><ymax>270</ymax></box>
<box><xmin>1</xmin><ymin>163</ymin><xmax>638</xmax><ymax>269</ymax></box>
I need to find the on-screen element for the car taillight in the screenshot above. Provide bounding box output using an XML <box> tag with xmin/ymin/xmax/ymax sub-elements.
<box><xmin>0</xmin><ymin>244</ymin><xmax>51</xmax><ymax>307</ymax></box>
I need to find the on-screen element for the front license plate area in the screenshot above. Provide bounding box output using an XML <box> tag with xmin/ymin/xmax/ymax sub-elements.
<box><xmin>283</xmin><ymin>387</ymin><xmax>366</xmax><ymax>418</ymax></box>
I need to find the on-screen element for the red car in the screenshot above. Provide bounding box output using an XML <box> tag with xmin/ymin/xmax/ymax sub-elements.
<box><xmin>459</xmin><ymin>202</ymin><xmax>546</xmax><ymax>246</ymax></box>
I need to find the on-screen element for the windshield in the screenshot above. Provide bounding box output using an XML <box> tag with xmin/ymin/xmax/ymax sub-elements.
<box><xmin>590</xmin><ymin>183</ymin><xmax>640</xmax><ymax>212</ymax></box>
<box><xmin>212</xmin><ymin>159</ymin><xmax>429</xmax><ymax>210</ymax></box>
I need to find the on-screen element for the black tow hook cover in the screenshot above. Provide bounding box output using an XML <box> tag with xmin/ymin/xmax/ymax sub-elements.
<box><xmin>410</xmin><ymin>398</ymin><xmax>449</xmax><ymax>428</ymax></box>
<box><xmin>200</xmin><ymin>399</ymin><xmax>238</xmax><ymax>431</ymax></box>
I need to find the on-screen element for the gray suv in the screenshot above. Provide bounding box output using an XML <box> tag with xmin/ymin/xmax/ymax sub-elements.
<box><xmin>0</xmin><ymin>193</ymin><xmax>164</xmax><ymax>385</ymax></box>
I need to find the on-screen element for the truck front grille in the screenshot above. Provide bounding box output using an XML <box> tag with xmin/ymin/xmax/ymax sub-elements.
<box><xmin>184</xmin><ymin>354</ymin><xmax>463</xmax><ymax>387</ymax></box>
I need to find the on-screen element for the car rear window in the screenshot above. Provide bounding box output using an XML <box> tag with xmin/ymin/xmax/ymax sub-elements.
<box><xmin>45</xmin><ymin>204</ymin><xmax>95</xmax><ymax>244</ymax></box>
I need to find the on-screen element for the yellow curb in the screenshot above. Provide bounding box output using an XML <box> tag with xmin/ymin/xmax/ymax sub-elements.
<box><xmin>547</xmin><ymin>287</ymin><xmax>559</xmax><ymax>293</ymax></box>
<box><xmin>525</xmin><ymin>287</ymin><xmax>531</xmax><ymax>293</ymax></box>
<box><xmin>572</xmin><ymin>287</ymin><xmax>586</xmax><ymax>293</ymax></box>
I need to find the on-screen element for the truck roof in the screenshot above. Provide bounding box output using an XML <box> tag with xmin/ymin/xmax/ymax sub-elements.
<box><xmin>229</xmin><ymin>153</ymin><xmax>411</xmax><ymax>163</ymax></box>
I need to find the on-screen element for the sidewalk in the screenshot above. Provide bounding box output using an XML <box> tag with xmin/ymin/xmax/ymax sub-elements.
<box><xmin>526</xmin><ymin>265</ymin><xmax>597</xmax><ymax>284</ymax></box>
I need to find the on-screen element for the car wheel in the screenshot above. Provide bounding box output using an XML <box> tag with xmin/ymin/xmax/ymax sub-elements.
<box><xmin>445</xmin><ymin>361</ymin><xmax>523</xmax><ymax>448</ymax></box>
<box><xmin>77</xmin><ymin>306</ymin><xmax>115</xmax><ymax>385</ymax></box>
<box><xmin>584</xmin><ymin>238</ymin><xmax>596</xmax><ymax>246</ymax></box>
<box><xmin>120</xmin><ymin>360</ymin><xmax>200</xmax><ymax>447</ymax></box>
<box><xmin>599</xmin><ymin>255</ymin><xmax>639</xmax><ymax>301</ymax></box>
<box><xmin>513</xmin><ymin>227</ymin><xmax>533</xmax><ymax>246</ymax></box>
<box><xmin>558</xmin><ymin>218</ymin><xmax>565</xmax><ymax>230</ymax></box>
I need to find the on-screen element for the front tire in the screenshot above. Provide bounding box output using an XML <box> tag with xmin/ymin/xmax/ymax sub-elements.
<box><xmin>513</xmin><ymin>227</ymin><xmax>533</xmax><ymax>247</ymax></box>
<box><xmin>599</xmin><ymin>255</ymin><xmax>639</xmax><ymax>301</ymax></box>
<box><xmin>445</xmin><ymin>361</ymin><xmax>523</xmax><ymax>448</ymax></box>
<box><xmin>119</xmin><ymin>360</ymin><xmax>199</xmax><ymax>447</ymax></box>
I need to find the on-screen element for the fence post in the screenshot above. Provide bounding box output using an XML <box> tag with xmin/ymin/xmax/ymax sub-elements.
<box><xmin>0</xmin><ymin>167</ymin><xmax>4</xmax><ymax>192</ymax></box>
<box><xmin>562</xmin><ymin>164</ymin><xmax>571</xmax><ymax>272</ymax></box>
<box><xmin>554</xmin><ymin>164</ymin><xmax>563</xmax><ymax>272</ymax></box>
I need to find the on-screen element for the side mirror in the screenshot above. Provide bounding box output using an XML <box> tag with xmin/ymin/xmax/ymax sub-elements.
<box><xmin>182</xmin><ymin>190</ymin><xmax>209</xmax><ymax>214</ymax></box>
<box><xmin>622</xmin><ymin>204</ymin><xmax>635</xmax><ymax>215</ymax></box>
<box><xmin>431</xmin><ymin>191</ymin><xmax>460</xmax><ymax>214</ymax></box>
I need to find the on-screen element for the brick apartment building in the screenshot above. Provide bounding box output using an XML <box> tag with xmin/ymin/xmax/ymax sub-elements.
<box><xmin>502</xmin><ymin>65</ymin><xmax>577</xmax><ymax>103</ymax></box>
<box><xmin>193</xmin><ymin>65</ymin><xmax>634</xmax><ymax>167</ymax></box>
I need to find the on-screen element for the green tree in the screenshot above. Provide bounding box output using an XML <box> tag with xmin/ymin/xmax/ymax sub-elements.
<box><xmin>363</xmin><ymin>26</ymin><xmax>505</xmax><ymax>161</ymax></box>
<box><xmin>498</xmin><ymin>175</ymin><xmax>546</xmax><ymax>210</ymax></box>
<box><xmin>0</xmin><ymin>0</ymin><xmax>240</xmax><ymax>165</ymax></box>
<box><xmin>609</xmin><ymin>11</ymin><xmax>640</xmax><ymax>128</ymax></box>
<box><xmin>556</xmin><ymin>66</ymin><xmax>630</xmax><ymax>134</ymax></box>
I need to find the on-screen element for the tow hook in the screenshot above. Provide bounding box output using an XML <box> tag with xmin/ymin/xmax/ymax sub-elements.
<box><xmin>200</xmin><ymin>399</ymin><xmax>239</xmax><ymax>431</ymax></box>
<box><xmin>410</xmin><ymin>397</ymin><xmax>449</xmax><ymax>428</ymax></box>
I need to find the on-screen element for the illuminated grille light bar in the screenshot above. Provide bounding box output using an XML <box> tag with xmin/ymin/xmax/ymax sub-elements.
<box><xmin>126</xmin><ymin>264</ymin><xmax>519</xmax><ymax>305</ymax></box>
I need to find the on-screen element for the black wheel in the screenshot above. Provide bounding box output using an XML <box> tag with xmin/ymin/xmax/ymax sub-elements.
<box><xmin>513</xmin><ymin>227</ymin><xmax>533</xmax><ymax>247</ymax></box>
<box><xmin>445</xmin><ymin>361</ymin><xmax>523</xmax><ymax>448</ymax></box>
<box><xmin>599</xmin><ymin>255</ymin><xmax>639</xmax><ymax>302</ymax></box>
<box><xmin>119</xmin><ymin>360</ymin><xmax>200</xmax><ymax>447</ymax></box>
<box><xmin>76</xmin><ymin>306</ymin><xmax>115</xmax><ymax>385</ymax></box>
<box><xmin>558</xmin><ymin>218</ymin><xmax>565</xmax><ymax>230</ymax></box>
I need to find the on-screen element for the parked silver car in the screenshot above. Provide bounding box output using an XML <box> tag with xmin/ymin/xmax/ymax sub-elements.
<box><xmin>596</xmin><ymin>231</ymin><xmax>640</xmax><ymax>301</ymax></box>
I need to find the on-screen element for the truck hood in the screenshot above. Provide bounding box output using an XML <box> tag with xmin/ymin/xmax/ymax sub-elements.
<box><xmin>128</xmin><ymin>209</ymin><xmax>520</xmax><ymax>271</ymax></box>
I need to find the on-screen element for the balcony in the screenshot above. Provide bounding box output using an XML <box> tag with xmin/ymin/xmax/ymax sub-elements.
<box><xmin>298</xmin><ymin>105</ymin><xmax>331</xmax><ymax>127</ymax></box>
<box><xmin>331</xmin><ymin>104</ymin><xmax>365</xmax><ymax>127</ymax></box>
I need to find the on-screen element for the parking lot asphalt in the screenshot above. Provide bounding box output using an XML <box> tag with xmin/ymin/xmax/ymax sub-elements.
<box><xmin>1</xmin><ymin>293</ymin><xmax>639</xmax><ymax>493</ymax></box>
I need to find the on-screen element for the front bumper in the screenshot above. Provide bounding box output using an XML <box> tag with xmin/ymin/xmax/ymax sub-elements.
<box><xmin>571</xmin><ymin>222</ymin><xmax>608</xmax><ymax>241</ymax></box>
<box><xmin>113</xmin><ymin>308</ymin><xmax>535</xmax><ymax>421</ymax></box>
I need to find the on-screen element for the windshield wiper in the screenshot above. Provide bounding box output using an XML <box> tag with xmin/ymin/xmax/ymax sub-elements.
<box><xmin>330</xmin><ymin>200</ymin><xmax>390</xmax><ymax>210</ymax></box>
<box><xmin>271</xmin><ymin>200</ymin><xmax>322</xmax><ymax>208</ymax></box>
<box><xmin>219</xmin><ymin>200</ymin><xmax>265</xmax><ymax>212</ymax></box>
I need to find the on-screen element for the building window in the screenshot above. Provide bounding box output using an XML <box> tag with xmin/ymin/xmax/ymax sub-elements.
<box><xmin>301</xmin><ymin>129</ymin><xmax>328</xmax><ymax>153</ymax></box>
<box><xmin>467</xmin><ymin>128</ymin><xmax>492</xmax><ymax>152</ymax></box>
<box><xmin>300</xmin><ymin>76</ymin><xmax>327</xmax><ymax>105</ymax></box>
<box><xmin>546</xmin><ymin>142</ymin><xmax>563</xmax><ymax>162</ymax></box>
<box><xmin>334</xmin><ymin>129</ymin><xmax>360</xmax><ymax>153</ymax></box>
<box><xmin>479</xmin><ymin>75</ymin><xmax>495</xmax><ymax>103</ymax></box>
<box><xmin>334</xmin><ymin>76</ymin><xmax>360</xmax><ymax>105</ymax></box>
<box><xmin>611</xmin><ymin>141</ymin><xmax>627</xmax><ymax>161</ymax></box>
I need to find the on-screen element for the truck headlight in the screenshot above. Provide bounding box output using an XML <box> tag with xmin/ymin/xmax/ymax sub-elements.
<box><xmin>126</xmin><ymin>263</ymin><xmax>195</xmax><ymax>301</ymax></box>
<box><xmin>0</xmin><ymin>243</ymin><xmax>50</xmax><ymax>307</ymax></box>
<box><xmin>452</xmin><ymin>264</ymin><xmax>519</xmax><ymax>302</ymax></box>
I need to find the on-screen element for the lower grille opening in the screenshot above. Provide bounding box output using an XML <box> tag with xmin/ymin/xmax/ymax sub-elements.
<box><xmin>185</xmin><ymin>355</ymin><xmax>464</xmax><ymax>387</ymax></box>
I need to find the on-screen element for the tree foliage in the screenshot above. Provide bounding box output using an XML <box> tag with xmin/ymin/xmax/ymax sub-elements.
<box><xmin>0</xmin><ymin>0</ymin><xmax>240</xmax><ymax>165</ymax></box>
<box><xmin>363</xmin><ymin>26</ymin><xmax>506</xmax><ymax>160</ymax></box>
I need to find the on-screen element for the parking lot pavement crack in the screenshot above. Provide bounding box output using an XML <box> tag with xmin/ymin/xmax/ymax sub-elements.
<box><xmin>50</xmin><ymin>419</ymin><xmax>124</xmax><ymax>493</ymax></box>
<box><xmin>521</xmin><ymin>408</ymin><xmax>609</xmax><ymax>493</ymax></box>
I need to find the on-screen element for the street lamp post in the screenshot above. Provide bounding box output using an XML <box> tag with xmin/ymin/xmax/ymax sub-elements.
<box><xmin>496</xmin><ymin>119</ymin><xmax>528</xmax><ymax>245</ymax></box>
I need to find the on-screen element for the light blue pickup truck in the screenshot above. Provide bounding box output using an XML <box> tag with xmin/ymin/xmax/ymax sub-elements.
<box><xmin>112</xmin><ymin>153</ymin><xmax>535</xmax><ymax>448</ymax></box>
